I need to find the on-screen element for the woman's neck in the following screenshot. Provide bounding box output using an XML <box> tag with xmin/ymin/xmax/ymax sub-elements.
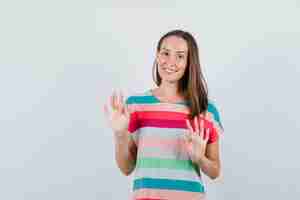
<box><xmin>153</xmin><ymin>81</ymin><xmax>184</xmax><ymax>102</ymax></box>
<box><xmin>159</xmin><ymin>80</ymin><xmax>178</xmax><ymax>95</ymax></box>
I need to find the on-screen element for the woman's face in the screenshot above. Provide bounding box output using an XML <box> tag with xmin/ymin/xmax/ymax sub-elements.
<box><xmin>156</xmin><ymin>36</ymin><xmax>188</xmax><ymax>84</ymax></box>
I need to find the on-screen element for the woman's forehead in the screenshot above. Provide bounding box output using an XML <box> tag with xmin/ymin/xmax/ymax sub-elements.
<box><xmin>161</xmin><ymin>36</ymin><xmax>188</xmax><ymax>52</ymax></box>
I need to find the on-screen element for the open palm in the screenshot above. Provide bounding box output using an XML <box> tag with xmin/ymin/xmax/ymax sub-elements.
<box><xmin>104</xmin><ymin>91</ymin><xmax>130</xmax><ymax>136</ymax></box>
<box><xmin>184</xmin><ymin>116</ymin><xmax>210</xmax><ymax>163</ymax></box>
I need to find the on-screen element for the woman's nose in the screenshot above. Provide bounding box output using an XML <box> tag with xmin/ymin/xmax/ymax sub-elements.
<box><xmin>167</xmin><ymin>55</ymin><xmax>177</xmax><ymax>66</ymax></box>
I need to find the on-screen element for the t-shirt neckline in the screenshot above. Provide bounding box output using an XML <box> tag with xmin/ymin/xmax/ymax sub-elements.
<box><xmin>148</xmin><ymin>89</ymin><xmax>188</xmax><ymax>105</ymax></box>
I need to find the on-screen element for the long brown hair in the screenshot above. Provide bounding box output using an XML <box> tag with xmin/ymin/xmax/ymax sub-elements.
<box><xmin>152</xmin><ymin>30</ymin><xmax>208</xmax><ymax>118</ymax></box>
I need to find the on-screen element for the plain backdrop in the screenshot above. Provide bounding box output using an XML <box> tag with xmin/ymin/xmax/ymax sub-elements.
<box><xmin>0</xmin><ymin>0</ymin><xmax>300</xmax><ymax>199</ymax></box>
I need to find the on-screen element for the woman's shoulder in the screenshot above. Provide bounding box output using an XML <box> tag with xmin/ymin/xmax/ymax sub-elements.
<box><xmin>206</xmin><ymin>98</ymin><xmax>224</xmax><ymax>130</ymax></box>
<box><xmin>207</xmin><ymin>99</ymin><xmax>221</xmax><ymax>114</ymax></box>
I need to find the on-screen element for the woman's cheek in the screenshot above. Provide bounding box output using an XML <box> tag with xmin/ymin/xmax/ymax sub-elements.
<box><xmin>157</xmin><ymin>58</ymin><xmax>165</xmax><ymax>66</ymax></box>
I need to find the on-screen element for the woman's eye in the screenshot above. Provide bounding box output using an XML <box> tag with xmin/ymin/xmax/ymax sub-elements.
<box><xmin>162</xmin><ymin>52</ymin><xmax>169</xmax><ymax>56</ymax></box>
<box><xmin>178</xmin><ymin>55</ymin><xmax>184</xmax><ymax>59</ymax></box>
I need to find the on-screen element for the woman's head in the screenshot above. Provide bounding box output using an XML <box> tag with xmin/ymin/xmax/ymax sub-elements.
<box><xmin>152</xmin><ymin>30</ymin><xmax>208</xmax><ymax>117</ymax></box>
<box><xmin>155</xmin><ymin>35</ymin><xmax>188</xmax><ymax>84</ymax></box>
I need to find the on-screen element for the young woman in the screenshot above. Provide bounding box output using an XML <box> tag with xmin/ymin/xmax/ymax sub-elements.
<box><xmin>104</xmin><ymin>30</ymin><xmax>224</xmax><ymax>200</ymax></box>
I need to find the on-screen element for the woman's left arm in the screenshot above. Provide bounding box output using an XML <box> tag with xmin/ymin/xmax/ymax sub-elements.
<box><xmin>184</xmin><ymin>118</ymin><xmax>221</xmax><ymax>180</ymax></box>
<box><xmin>197</xmin><ymin>141</ymin><xmax>221</xmax><ymax>180</ymax></box>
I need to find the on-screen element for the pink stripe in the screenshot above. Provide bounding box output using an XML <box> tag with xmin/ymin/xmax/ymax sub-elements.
<box><xmin>138</xmin><ymin>118</ymin><xmax>187</xmax><ymax>129</ymax></box>
<box><xmin>137</xmin><ymin>118</ymin><xmax>218</xmax><ymax>143</ymax></box>
<box><xmin>129</xmin><ymin>104</ymin><xmax>190</xmax><ymax>114</ymax></box>
<box><xmin>140</xmin><ymin>137</ymin><xmax>186</xmax><ymax>152</ymax></box>
<box><xmin>141</xmin><ymin>149</ymin><xmax>169</xmax><ymax>158</ymax></box>
<box><xmin>133</xmin><ymin>188</ymin><xmax>206</xmax><ymax>200</ymax></box>
<box><xmin>138</xmin><ymin>111</ymin><xmax>189</xmax><ymax>120</ymax></box>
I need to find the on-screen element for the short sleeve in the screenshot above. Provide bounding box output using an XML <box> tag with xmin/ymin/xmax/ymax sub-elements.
<box><xmin>125</xmin><ymin>96</ymin><xmax>140</xmax><ymax>145</ymax></box>
<box><xmin>206</xmin><ymin>101</ymin><xmax>224</xmax><ymax>144</ymax></box>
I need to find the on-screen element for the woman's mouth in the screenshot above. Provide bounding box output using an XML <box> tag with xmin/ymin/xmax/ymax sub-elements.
<box><xmin>164</xmin><ymin>68</ymin><xmax>177</xmax><ymax>74</ymax></box>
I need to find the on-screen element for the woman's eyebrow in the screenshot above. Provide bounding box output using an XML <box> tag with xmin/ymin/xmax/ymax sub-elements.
<box><xmin>162</xmin><ymin>47</ymin><xmax>186</xmax><ymax>53</ymax></box>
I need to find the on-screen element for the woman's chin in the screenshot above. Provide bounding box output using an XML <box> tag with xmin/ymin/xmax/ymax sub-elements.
<box><xmin>161</xmin><ymin>77</ymin><xmax>180</xmax><ymax>84</ymax></box>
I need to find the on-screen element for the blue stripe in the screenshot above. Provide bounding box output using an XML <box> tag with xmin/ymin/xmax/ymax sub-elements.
<box><xmin>126</xmin><ymin>95</ymin><xmax>189</xmax><ymax>105</ymax></box>
<box><xmin>133</xmin><ymin>177</ymin><xmax>205</xmax><ymax>193</ymax></box>
<box><xmin>126</xmin><ymin>95</ymin><xmax>159</xmax><ymax>104</ymax></box>
<box><xmin>208</xmin><ymin>102</ymin><xmax>223</xmax><ymax>129</ymax></box>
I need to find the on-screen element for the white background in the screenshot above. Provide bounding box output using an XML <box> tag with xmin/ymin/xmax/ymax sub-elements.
<box><xmin>1</xmin><ymin>0</ymin><xmax>299</xmax><ymax>199</ymax></box>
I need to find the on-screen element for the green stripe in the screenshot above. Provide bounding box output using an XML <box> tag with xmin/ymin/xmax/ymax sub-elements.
<box><xmin>136</xmin><ymin>157</ymin><xmax>197</xmax><ymax>171</ymax></box>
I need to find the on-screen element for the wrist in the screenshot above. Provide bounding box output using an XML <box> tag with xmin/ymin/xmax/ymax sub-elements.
<box><xmin>114</xmin><ymin>130</ymin><xmax>129</xmax><ymax>143</ymax></box>
<box><xmin>114</xmin><ymin>128</ymin><xmax>128</xmax><ymax>137</ymax></box>
<box><xmin>196</xmin><ymin>155</ymin><xmax>208</xmax><ymax>166</ymax></box>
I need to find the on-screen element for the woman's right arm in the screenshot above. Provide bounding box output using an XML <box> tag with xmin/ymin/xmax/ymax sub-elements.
<box><xmin>104</xmin><ymin>91</ymin><xmax>137</xmax><ymax>176</ymax></box>
<box><xmin>114</xmin><ymin>130</ymin><xmax>137</xmax><ymax>176</ymax></box>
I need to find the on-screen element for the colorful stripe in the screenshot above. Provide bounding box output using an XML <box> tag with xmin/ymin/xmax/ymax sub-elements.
<box><xmin>138</xmin><ymin>118</ymin><xmax>187</xmax><ymax>129</ymax></box>
<box><xmin>128</xmin><ymin>103</ymin><xmax>190</xmax><ymax>114</ymax></box>
<box><xmin>132</xmin><ymin>117</ymin><xmax>219</xmax><ymax>143</ymax></box>
<box><xmin>136</xmin><ymin>157</ymin><xmax>197</xmax><ymax>171</ymax></box>
<box><xmin>133</xmin><ymin>188</ymin><xmax>206</xmax><ymax>200</ymax></box>
<box><xmin>139</xmin><ymin>148</ymin><xmax>189</xmax><ymax>160</ymax></box>
<box><xmin>136</xmin><ymin>127</ymin><xmax>186</xmax><ymax>139</ymax></box>
<box><xmin>139</xmin><ymin>136</ymin><xmax>185</xmax><ymax>150</ymax></box>
<box><xmin>138</xmin><ymin>136</ymin><xmax>189</xmax><ymax>159</ymax></box>
<box><xmin>126</xmin><ymin>95</ymin><xmax>160</xmax><ymax>104</ymax></box>
<box><xmin>138</xmin><ymin>111</ymin><xmax>188</xmax><ymax>120</ymax></box>
<box><xmin>133</xmin><ymin>178</ymin><xmax>205</xmax><ymax>193</ymax></box>
<box><xmin>134</xmin><ymin>167</ymin><xmax>203</xmax><ymax>183</ymax></box>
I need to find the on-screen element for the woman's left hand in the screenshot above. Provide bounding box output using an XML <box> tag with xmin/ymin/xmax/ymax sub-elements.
<box><xmin>184</xmin><ymin>116</ymin><xmax>210</xmax><ymax>164</ymax></box>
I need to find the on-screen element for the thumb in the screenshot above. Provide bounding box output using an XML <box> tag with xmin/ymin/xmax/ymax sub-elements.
<box><xmin>103</xmin><ymin>104</ymin><xmax>111</xmax><ymax>127</ymax></box>
<box><xmin>103</xmin><ymin>104</ymin><xmax>110</xmax><ymax>118</ymax></box>
<box><xmin>124</xmin><ymin>104</ymin><xmax>131</xmax><ymax>118</ymax></box>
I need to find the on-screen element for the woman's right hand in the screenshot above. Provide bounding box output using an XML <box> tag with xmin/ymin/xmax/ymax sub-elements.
<box><xmin>104</xmin><ymin>91</ymin><xmax>131</xmax><ymax>137</ymax></box>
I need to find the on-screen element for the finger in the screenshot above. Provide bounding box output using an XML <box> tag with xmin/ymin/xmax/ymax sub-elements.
<box><xmin>198</xmin><ymin>115</ymin><xmax>203</xmax><ymax>132</ymax></box>
<box><xmin>199</xmin><ymin>119</ymin><xmax>204</xmax><ymax>140</ymax></box>
<box><xmin>205</xmin><ymin>128</ymin><xmax>210</xmax><ymax>142</ymax></box>
<box><xmin>121</xmin><ymin>92</ymin><xmax>129</xmax><ymax>115</ymax></box>
<box><xmin>111</xmin><ymin>90</ymin><xmax>118</xmax><ymax>110</ymax></box>
<box><xmin>185</xmin><ymin>119</ymin><xmax>194</xmax><ymax>133</ymax></box>
<box><xmin>183</xmin><ymin>133</ymin><xmax>192</xmax><ymax>152</ymax></box>
<box><xmin>110</xmin><ymin>93</ymin><xmax>115</xmax><ymax>109</ymax></box>
<box><xmin>118</xmin><ymin>91</ymin><xmax>124</xmax><ymax>113</ymax></box>
<box><xmin>194</xmin><ymin>116</ymin><xmax>199</xmax><ymax>135</ymax></box>
<box><xmin>182</xmin><ymin>136</ymin><xmax>190</xmax><ymax>154</ymax></box>
<box><xmin>124</xmin><ymin>104</ymin><xmax>130</xmax><ymax>118</ymax></box>
<box><xmin>117</xmin><ymin>90</ymin><xmax>124</xmax><ymax>112</ymax></box>
<box><xmin>127</xmin><ymin>104</ymin><xmax>134</xmax><ymax>115</ymax></box>
<box><xmin>115</xmin><ymin>90</ymin><xmax>121</xmax><ymax>111</ymax></box>
<box><xmin>103</xmin><ymin>104</ymin><xmax>109</xmax><ymax>117</ymax></box>
<box><xmin>183</xmin><ymin>130</ymin><xmax>191</xmax><ymax>142</ymax></box>
<box><xmin>103</xmin><ymin>104</ymin><xmax>112</xmax><ymax>125</ymax></box>
<box><xmin>190</xmin><ymin>132</ymin><xmax>197</xmax><ymax>143</ymax></box>
<box><xmin>120</xmin><ymin>91</ymin><xmax>124</xmax><ymax>107</ymax></box>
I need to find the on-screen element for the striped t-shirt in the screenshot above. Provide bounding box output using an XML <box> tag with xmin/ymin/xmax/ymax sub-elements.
<box><xmin>126</xmin><ymin>90</ymin><xmax>224</xmax><ymax>200</ymax></box>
